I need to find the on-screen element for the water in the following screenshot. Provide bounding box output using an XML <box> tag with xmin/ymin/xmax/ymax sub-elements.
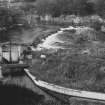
<box><xmin>36</xmin><ymin>26</ymin><xmax>93</xmax><ymax>50</ymax></box>
<box><xmin>2</xmin><ymin>74</ymin><xmax>68</xmax><ymax>105</ymax></box>
<box><xmin>0</xmin><ymin>83</ymin><xmax>45</xmax><ymax>105</ymax></box>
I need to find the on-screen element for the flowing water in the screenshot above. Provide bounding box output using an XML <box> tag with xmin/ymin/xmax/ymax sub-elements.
<box><xmin>36</xmin><ymin>26</ymin><xmax>93</xmax><ymax>50</ymax></box>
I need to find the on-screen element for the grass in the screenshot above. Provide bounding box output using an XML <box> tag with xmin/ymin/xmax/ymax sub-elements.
<box><xmin>31</xmin><ymin>24</ymin><xmax>105</xmax><ymax>92</ymax></box>
<box><xmin>32</xmin><ymin>50</ymin><xmax>105</xmax><ymax>91</ymax></box>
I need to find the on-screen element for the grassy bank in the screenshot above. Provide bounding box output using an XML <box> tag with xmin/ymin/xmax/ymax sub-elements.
<box><xmin>31</xmin><ymin>25</ymin><xmax>105</xmax><ymax>93</ymax></box>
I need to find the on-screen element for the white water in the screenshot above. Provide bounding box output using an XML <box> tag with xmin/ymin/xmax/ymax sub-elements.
<box><xmin>37</xmin><ymin>30</ymin><xmax>64</xmax><ymax>50</ymax></box>
<box><xmin>36</xmin><ymin>26</ymin><xmax>93</xmax><ymax>50</ymax></box>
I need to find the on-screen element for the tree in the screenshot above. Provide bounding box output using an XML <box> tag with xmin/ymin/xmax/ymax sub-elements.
<box><xmin>35</xmin><ymin>0</ymin><xmax>74</xmax><ymax>17</ymax></box>
<box><xmin>84</xmin><ymin>2</ymin><xmax>95</xmax><ymax>15</ymax></box>
<box><xmin>35</xmin><ymin>0</ymin><xmax>50</xmax><ymax>16</ymax></box>
<box><xmin>35</xmin><ymin>0</ymin><xmax>95</xmax><ymax>17</ymax></box>
<box><xmin>94</xmin><ymin>0</ymin><xmax>105</xmax><ymax>16</ymax></box>
<box><xmin>56</xmin><ymin>0</ymin><xmax>73</xmax><ymax>15</ymax></box>
<box><xmin>0</xmin><ymin>7</ymin><xmax>26</xmax><ymax>42</ymax></box>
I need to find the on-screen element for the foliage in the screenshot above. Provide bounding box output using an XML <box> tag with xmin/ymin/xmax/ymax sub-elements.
<box><xmin>31</xmin><ymin>27</ymin><xmax>105</xmax><ymax>92</ymax></box>
<box><xmin>35</xmin><ymin>0</ymin><xmax>96</xmax><ymax>17</ymax></box>
<box><xmin>0</xmin><ymin>7</ymin><xmax>28</xmax><ymax>42</ymax></box>
<box><xmin>0</xmin><ymin>7</ymin><xmax>25</xmax><ymax>29</ymax></box>
<box><xmin>94</xmin><ymin>0</ymin><xmax>105</xmax><ymax>16</ymax></box>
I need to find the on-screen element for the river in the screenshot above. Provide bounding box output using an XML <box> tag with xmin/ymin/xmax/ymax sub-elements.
<box><xmin>36</xmin><ymin>26</ymin><xmax>93</xmax><ymax>50</ymax></box>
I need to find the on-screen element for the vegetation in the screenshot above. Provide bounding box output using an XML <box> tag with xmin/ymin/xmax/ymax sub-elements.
<box><xmin>0</xmin><ymin>6</ymin><xmax>28</xmax><ymax>42</ymax></box>
<box><xmin>35</xmin><ymin>0</ymin><xmax>105</xmax><ymax>17</ymax></box>
<box><xmin>1</xmin><ymin>0</ymin><xmax>105</xmax><ymax>105</ymax></box>
<box><xmin>0</xmin><ymin>7</ymin><xmax>26</xmax><ymax>28</ymax></box>
<box><xmin>31</xmin><ymin>25</ymin><xmax>105</xmax><ymax>92</ymax></box>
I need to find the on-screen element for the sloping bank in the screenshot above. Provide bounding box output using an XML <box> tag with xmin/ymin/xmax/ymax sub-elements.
<box><xmin>31</xmin><ymin>25</ymin><xmax>105</xmax><ymax>93</ymax></box>
<box><xmin>25</xmin><ymin>69</ymin><xmax>105</xmax><ymax>103</ymax></box>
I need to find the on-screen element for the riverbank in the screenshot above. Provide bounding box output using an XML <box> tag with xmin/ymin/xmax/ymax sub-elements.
<box><xmin>31</xmin><ymin>24</ymin><xmax>105</xmax><ymax>93</ymax></box>
<box><xmin>1</xmin><ymin>74</ymin><xmax>71</xmax><ymax>105</ymax></box>
<box><xmin>1</xmin><ymin>72</ymin><xmax>105</xmax><ymax>105</ymax></box>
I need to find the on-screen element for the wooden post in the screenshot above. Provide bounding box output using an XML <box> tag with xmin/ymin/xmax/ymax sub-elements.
<box><xmin>10</xmin><ymin>41</ymin><xmax>12</xmax><ymax>63</ymax></box>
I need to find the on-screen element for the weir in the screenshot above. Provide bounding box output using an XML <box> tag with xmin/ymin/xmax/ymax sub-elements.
<box><xmin>24</xmin><ymin>69</ymin><xmax>105</xmax><ymax>103</ymax></box>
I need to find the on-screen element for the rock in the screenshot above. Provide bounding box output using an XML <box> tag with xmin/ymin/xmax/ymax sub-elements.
<box><xmin>40</xmin><ymin>55</ymin><xmax>46</xmax><ymax>59</ymax></box>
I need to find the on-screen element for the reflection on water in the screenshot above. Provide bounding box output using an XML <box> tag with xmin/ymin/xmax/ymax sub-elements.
<box><xmin>0</xmin><ymin>83</ymin><xmax>45</xmax><ymax>105</ymax></box>
<box><xmin>0</xmin><ymin>31</ymin><xmax>10</xmax><ymax>42</ymax></box>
